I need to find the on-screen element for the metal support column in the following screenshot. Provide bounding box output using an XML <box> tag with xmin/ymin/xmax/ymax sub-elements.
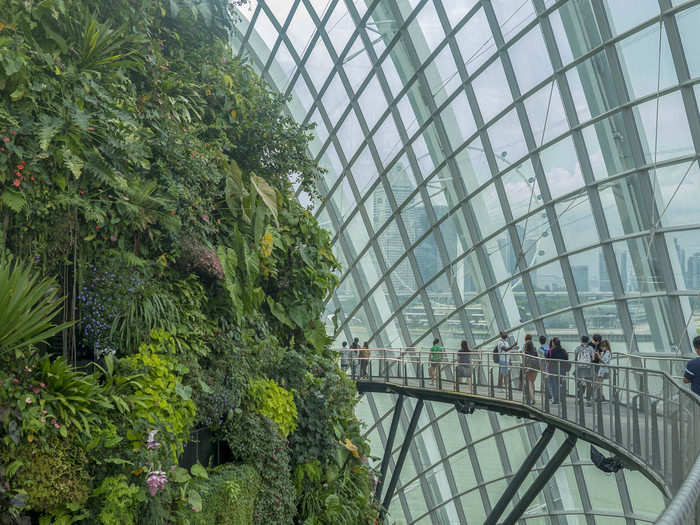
<box><xmin>374</xmin><ymin>394</ymin><xmax>405</xmax><ymax>501</ymax></box>
<box><xmin>380</xmin><ymin>398</ymin><xmax>424</xmax><ymax>520</ymax></box>
<box><xmin>484</xmin><ymin>425</ymin><xmax>556</xmax><ymax>525</ymax></box>
<box><xmin>501</xmin><ymin>433</ymin><xmax>578</xmax><ymax>525</ymax></box>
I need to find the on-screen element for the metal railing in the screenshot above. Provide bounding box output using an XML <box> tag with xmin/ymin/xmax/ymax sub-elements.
<box><xmin>337</xmin><ymin>348</ymin><xmax>700</xmax><ymax>525</ymax></box>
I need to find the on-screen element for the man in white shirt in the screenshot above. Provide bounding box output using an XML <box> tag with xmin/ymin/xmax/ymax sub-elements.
<box><xmin>497</xmin><ymin>331</ymin><xmax>518</xmax><ymax>387</ymax></box>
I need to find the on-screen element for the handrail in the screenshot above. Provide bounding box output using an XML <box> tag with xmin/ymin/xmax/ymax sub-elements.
<box><xmin>336</xmin><ymin>348</ymin><xmax>700</xmax><ymax>525</ymax></box>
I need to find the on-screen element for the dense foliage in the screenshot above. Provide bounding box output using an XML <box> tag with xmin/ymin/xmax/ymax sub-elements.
<box><xmin>0</xmin><ymin>0</ymin><xmax>380</xmax><ymax>523</ymax></box>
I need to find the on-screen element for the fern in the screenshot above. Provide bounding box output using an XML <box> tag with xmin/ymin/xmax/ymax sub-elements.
<box><xmin>37</xmin><ymin>114</ymin><xmax>64</xmax><ymax>151</ymax></box>
<box><xmin>62</xmin><ymin>146</ymin><xmax>84</xmax><ymax>178</ymax></box>
<box><xmin>0</xmin><ymin>190</ymin><xmax>26</xmax><ymax>213</ymax></box>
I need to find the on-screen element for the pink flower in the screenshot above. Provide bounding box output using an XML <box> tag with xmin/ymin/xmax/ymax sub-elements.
<box><xmin>192</xmin><ymin>507</ymin><xmax>200</xmax><ymax>512</ymax></box>
<box><xmin>146</xmin><ymin>471</ymin><xmax>167</xmax><ymax>496</ymax></box>
<box><xmin>145</xmin><ymin>430</ymin><xmax>161</xmax><ymax>450</ymax></box>
<box><xmin>32</xmin><ymin>386</ymin><xmax>41</xmax><ymax>394</ymax></box>
<box><xmin>54</xmin><ymin>423</ymin><xmax>60</xmax><ymax>429</ymax></box>
<box><xmin>3</xmin><ymin>137</ymin><xmax>9</xmax><ymax>143</ymax></box>
<box><xmin>40</xmin><ymin>417</ymin><xmax>46</xmax><ymax>423</ymax></box>
<box><xmin>42</xmin><ymin>409</ymin><xmax>47</xmax><ymax>414</ymax></box>
<box><xmin>25</xmin><ymin>397</ymin><xmax>32</xmax><ymax>404</ymax></box>
<box><xmin>39</xmin><ymin>382</ymin><xmax>46</xmax><ymax>388</ymax></box>
<box><xmin>13</xmin><ymin>378</ymin><xmax>19</xmax><ymax>383</ymax></box>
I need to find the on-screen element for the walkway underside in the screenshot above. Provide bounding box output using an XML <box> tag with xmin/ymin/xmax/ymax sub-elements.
<box><xmin>357</xmin><ymin>379</ymin><xmax>668</xmax><ymax>498</ymax></box>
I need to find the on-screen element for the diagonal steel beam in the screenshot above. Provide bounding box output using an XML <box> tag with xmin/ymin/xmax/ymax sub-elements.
<box><xmin>484</xmin><ymin>425</ymin><xmax>556</xmax><ymax>525</ymax></box>
<box><xmin>374</xmin><ymin>394</ymin><xmax>405</xmax><ymax>501</ymax></box>
<box><xmin>380</xmin><ymin>398</ymin><xmax>424</xmax><ymax>520</ymax></box>
<box><xmin>501</xmin><ymin>432</ymin><xmax>578</xmax><ymax>525</ymax></box>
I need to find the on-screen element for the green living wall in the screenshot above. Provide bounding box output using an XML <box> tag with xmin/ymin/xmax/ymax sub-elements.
<box><xmin>0</xmin><ymin>0</ymin><xmax>379</xmax><ymax>523</ymax></box>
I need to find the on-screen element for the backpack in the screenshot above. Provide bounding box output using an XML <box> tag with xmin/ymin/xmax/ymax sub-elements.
<box><xmin>493</xmin><ymin>344</ymin><xmax>500</xmax><ymax>363</ymax></box>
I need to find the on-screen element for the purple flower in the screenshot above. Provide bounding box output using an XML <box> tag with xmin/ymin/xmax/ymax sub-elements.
<box><xmin>146</xmin><ymin>471</ymin><xmax>167</xmax><ymax>496</ymax></box>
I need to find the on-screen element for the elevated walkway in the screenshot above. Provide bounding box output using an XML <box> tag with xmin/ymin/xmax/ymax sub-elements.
<box><xmin>340</xmin><ymin>349</ymin><xmax>700</xmax><ymax>525</ymax></box>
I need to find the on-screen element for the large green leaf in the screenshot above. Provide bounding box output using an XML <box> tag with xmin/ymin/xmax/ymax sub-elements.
<box><xmin>251</xmin><ymin>173</ymin><xmax>278</xmax><ymax>226</ymax></box>
<box><xmin>0</xmin><ymin>257</ymin><xmax>71</xmax><ymax>357</ymax></box>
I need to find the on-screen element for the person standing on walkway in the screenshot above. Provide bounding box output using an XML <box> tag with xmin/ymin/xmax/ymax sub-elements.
<box><xmin>340</xmin><ymin>341</ymin><xmax>349</xmax><ymax>372</ymax></box>
<box><xmin>350</xmin><ymin>337</ymin><xmax>360</xmax><ymax>376</ymax></box>
<box><xmin>523</xmin><ymin>335</ymin><xmax>539</xmax><ymax>405</ymax></box>
<box><xmin>593</xmin><ymin>339</ymin><xmax>612</xmax><ymax>401</ymax></box>
<box><xmin>359</xmin><ymin>341</ymin><xmax>370</xmax><ymax>378</ymax></box>
<box><xmin>538</xmin><ymin>335</ymin><xmax>551</xmax><ymax>399</ymax></box>
<box><xmin>683</xmin><ymin>335</ymin><xmax>700</xmax><ymax>396</ymax></box>
<box><xmin>429</xmin><ymin>338</ymin><xmax>443</xmax><ymax>386</ymax></box>
<box><xmin>497</xmin><ymin>331</ymin><xmax>518</xmax><ymax>388</ymax></box>
<box><xmin>574</xmin><ymin>335</ymin><xmax>595</xmax><ymax>405</ymax></box>
<box><xmin>457</xmin><ymin>340</ymin><xmax>472</xmax><ymax>388</ymax></box>
<box><xmin>548</xmin><ymin>337</ymin><xmax>569</xmax><ymax>404</ymax></box>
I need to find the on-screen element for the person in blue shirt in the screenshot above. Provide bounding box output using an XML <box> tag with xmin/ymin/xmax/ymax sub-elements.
<box><xmin>683</xmin><ymin>336</ymin><xmax>700</xmax><ymax>396</ymax></box>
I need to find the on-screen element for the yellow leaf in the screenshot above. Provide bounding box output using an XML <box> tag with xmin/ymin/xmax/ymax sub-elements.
<box><xmin>55</xmin><ymin>65</ymin><xmax>61</xmax><ymax>75</ymax></box>
<box><xmin>340</xmin><ymin>438</ymin><xmax>360</xmax><ymax>458</ymax></box>
<box><xmin>84</xmin><ymin>233</ymin><xmax>96</xmax><ymax>241</ymax></box>
<box><xmin>230</xmin><ymin>109</ymin><xmax>237</xmax><ymax>119</ymax></box>
<box><xmin>27</xmin><ymin>434</ymin><xmax>34</xmax><ymax>443</ymax></box>
<box><xmin>132</xmin><ymin>467</ymin><xmax>144</xmax><ymax>476</ymax></box>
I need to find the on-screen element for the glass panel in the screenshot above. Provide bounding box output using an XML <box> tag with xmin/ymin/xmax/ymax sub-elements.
<box><xmin>491</xmin><ymin>0</ymin><xmax>536</xmax><ymax>42</ymax></box>
<box><xmin>457</xmin><ymin>137</ymin><xmax>493</xmax><ymax>194</ymax></box>
<box><xmin>337</xmin><ymin>110</ymin><xmax>363</xmax><ymax>159</ymax></box>
<box><xmin>617</xmin><ymin>23</ymin><xmax>676</xmax><ymax>100</ymax></box>
<box><xmin>551</xmin><ymin>0</ymin><xmax>602</xmax><ymax>64</ymax></box>
<box><xmin>676</xmin><ymin>4</ymin><xmax>700</xmax><ymax>78</ymax></box>
<box><xmin>604</xmin><ymin>0</ymin><xmax>659</xmax><ymax>36</ymax></box>
<box><xmin>454</xmin><ymin>8</ymin><xmax>495</xmax><ymax>75</ymax></box>
<box><xmin>472</xmin><ymin>58</ymin><xmax>513</xmax><ymax>123</ymax></box>
<box><xmin>488</xmin><ymin>109</ymin><xmax>529</xmax><ymax>167</ymax></box>
<box><xmin>567</xmin><ymin>51</ymin><xmax>620</xmax><ymax>120</ymax></box>
<box><xmin>286</xmin><ymin>3</ymin><xmax>315</xmax><ymax>51</ymax></box>
<box><xmin>306</xmin><ymin>39</ymin><xmax>334</xmax><ymax>90</ymax></box>
<box><xmin>524</xmin><ymin>80</ymin><xmax>569</xmax><ymax>146</ymax></box>
<box><xmin>509</xmin><ymin>25</ymin><xmax>553</xmax><ymax>94</ymax></box>
<box><xmin>502</xmin><ymin>159</ymin><xmax>541</xmax><ymax>221</ymax></box>
<box><xmin>516</xmin><ymin>210</ymin><xmax>558</xmax><ymax>268</ymax></box>
<box><xmin>612</xmin><ymin>238</ymin><xmax>666</xmax><ymax>293</ymax></box>
<box><xmin>402</xmin><ymin>193</ymin><xmax>431</xmax><ymax>242</ymax></box>
<box><xmin>540</xmin><ymin>136</ymin><xmax>585</xmax><ymax>200</ymax></box>
<box><xmin>330</xmin><ymin>177</ymin><xmax>355</xmax><ymax>222</ymax></box>
<box><xmin>326</xmin><ymin>1</ymin><xmax>355</xmax><ymax>56</ymax></box>
<box><xmin>484</xmin><ymin>231</ymin><xmax>514</xmax><ymax>284</ymax></box>
<box><xmin>569</xmin><ymin>247</ymin><xmax>608</xmax><ymax>299</ymax></box>
<box><xmin>542</xmin><ymin>310</ymin><xmax>578</xmax><ymax>349</ymax></box>
<box><xmin>415</xmin><ymin>232</ymin><xmax>443</xmax><ymax>283</ymax></box>
<box><xmin>626</xmin><ymin>297</ymin><xmax>673</xmax><ymax>352</ymax></box>
<box><xmin>429</xmin><ymin>46</ymin><xmax>461</xmax><ymax>102</ymax></box>
<box><xmin>633</xmin><ymin>91</ymin><xmax>695</xmax><ymax>163</ymax></box>
<box><xmin>413</xmin><ymin>1</ymin><xmax>444</xmax><ymax>58</ymax></box>
<box><xmin>390</xmin><ymin>257</ymin><xmax>417</xmax><ymax>300</ymax></box>
<box><xmin>555</xmin><ymin>192</ymin><xmax>598</xmax><ymax>252</ymax></box>
<box><xmin>654</xmin><ymin>161</ymin><xmax>700</xmax><ymax>228</ymax></box>
<box><xmin>535</xmin><ymin>260</ymin><xmax>569</xmax><ymax>315</ymax></box>
<box><xmin>358</xmin><ymin>75</ymin><xmax>385</xmax><ymax>130</ymax></box>
<box><xmin>472</xmin><ymin>183</ymin><xmax>506</xmax><ymax>239</ymax></box>
<box><xmin>665</xmin><ymin>229</ymin><xmax>700</xmax><ymax>292</ymax></box>
<box><xmin>442</xmin><ymin>91</ymin><xmax>477</xmax><ymax>150</ymax></box>
<box><xmin>352</xmin><ymin>145</ymin><xmax>377</xmax><ymax>195</ymax></box>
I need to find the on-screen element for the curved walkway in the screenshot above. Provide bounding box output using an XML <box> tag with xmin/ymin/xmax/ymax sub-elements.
<box><xmin>342</xmin><ymin>350</ymin><xmax>700</xmax><ymax>524</ymax></box>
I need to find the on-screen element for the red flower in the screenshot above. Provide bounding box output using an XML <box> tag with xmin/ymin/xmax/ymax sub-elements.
<box><xmin>12</xmin><ymin>179</ymin><xmax>20</xmax><ymax>187</ymax></box>
<box><xmin>2</xmin><ymin>137</ymin><xmax>9</xmax><ymax>143</ymax></box>
<box><xmin>17</xmin><ymin>165</ymin><xmax>23</xmax><ymax>170</ymax></box>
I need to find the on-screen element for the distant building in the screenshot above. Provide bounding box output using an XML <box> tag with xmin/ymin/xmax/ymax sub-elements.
<box><xmin>572</xmin><ymin>265</ymin><xmax>589</xmax><ymax>292</ymax></box>
<box><xmin>687</xmin><ymin>253</ymin><xmax>700</xmax><ymax>290</ymax></box>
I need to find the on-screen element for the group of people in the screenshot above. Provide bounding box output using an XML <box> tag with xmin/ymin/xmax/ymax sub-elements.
<box><xmin>339</xmin><ymin>338</ymin><xmax>371</xmax><ymax>377</ymax></box>
<box><xmin>338</xmin><ymin>333</ymin><xmax>700</xmax><ymax>403</ymax></box>
<box><xmin>518</xmin><ymin>333</ymin><xmax>613</xmax><ymax>406</ymax></box>
<box><xmin>431</xmin><ymin>331</ymin><xmax>614</xmax><ymax>406</ymax></box>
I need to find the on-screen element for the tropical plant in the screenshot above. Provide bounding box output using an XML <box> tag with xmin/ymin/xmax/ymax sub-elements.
<box><xmin>0</xmin><ymin>257</ymin><xmax>70</xmax><ymax>359</ymax></box>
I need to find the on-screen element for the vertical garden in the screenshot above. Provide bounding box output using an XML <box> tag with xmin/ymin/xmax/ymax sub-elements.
<box><xmin>0</xmin><ymin>1</ymin><xmax>379</xmax><ymax>523</ymax></box>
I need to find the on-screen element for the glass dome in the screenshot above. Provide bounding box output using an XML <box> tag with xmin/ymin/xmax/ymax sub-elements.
<box><xmin>230</xmin><ymin>0</ymin><xmax>700</xmax><ymax>522</ymax></box>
